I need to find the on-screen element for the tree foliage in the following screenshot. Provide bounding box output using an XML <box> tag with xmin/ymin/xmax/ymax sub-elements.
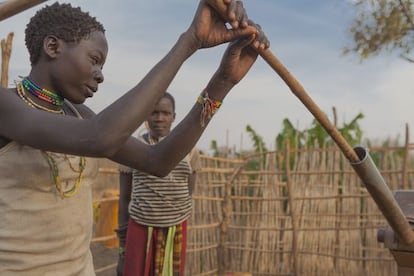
<box><xmin>344</xmin><ymin>0</ymin><xmax>414</xmax><ymax>63</ymax></box>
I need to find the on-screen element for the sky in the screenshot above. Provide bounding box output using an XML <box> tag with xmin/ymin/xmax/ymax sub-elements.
<box><xmin>1</xmin><ymin>0</ymin><xmax>414</xmax><ymax>154</ymax></box>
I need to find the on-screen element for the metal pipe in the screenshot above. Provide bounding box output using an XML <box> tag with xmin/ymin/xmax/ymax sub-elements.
<box><xmin>351</xmin><ymin>146</ymin><xmax>414</xmax><ymax>244</ymax></box>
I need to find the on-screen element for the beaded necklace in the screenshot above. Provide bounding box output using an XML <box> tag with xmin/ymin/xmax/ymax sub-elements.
<box><xmin>15</xmin><ymin>80</ymin><xmax>64</xmax><ymax>114</ymax></box>
<box><xmin>42</xmin><ymin>152</ymin><xmax>87</xmax><ymax>198</ymax></box>
<box><xmin>14</xmin><ymin>78</ymin><xmax>86</xmax><ymax>198</ymax></box>
<box><xmin>22</xmin><ymin>77</ymin><xmax>64</xmax><ymax>106</ymax></box>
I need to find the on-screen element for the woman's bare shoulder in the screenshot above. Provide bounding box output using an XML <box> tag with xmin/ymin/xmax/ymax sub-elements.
<box><xmin>70</xmin><ymin>103</ymin><xmax>96</xmax><ymax>119</ymax></box>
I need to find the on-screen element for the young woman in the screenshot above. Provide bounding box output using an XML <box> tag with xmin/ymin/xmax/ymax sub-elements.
<box><xmin>117</xmin><ymin>92</ymin><xmax>202</xmax><ymax>275</ymax></box>
<box><xmin>0</xmin><ymin>1</ymin><xmax>269</xmax><ymax>275</ymax></box>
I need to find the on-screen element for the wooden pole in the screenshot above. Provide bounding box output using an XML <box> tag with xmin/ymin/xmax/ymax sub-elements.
<box><xmin>1</xmin><ymin>32</ymin><xmax>14</xmax><ymax>88</ymax></box>
<box><xmin>0</xmin><ymin>0</ymin><xmax>48</xmax><ymax>21</ymax></box>
<box><xmin>402</xmin><ymin>123</ymin><xmax>409</xmax><ymax>189</ymax></box>
<box><xmin>219</xmin><ymin>161</ymin><xmax>247</xmax><ymax>275</ymax></box>
<box><xmin>284</xmin><ymin>140</ymin><xmax>299</xmax><ymax>275</ymax></box>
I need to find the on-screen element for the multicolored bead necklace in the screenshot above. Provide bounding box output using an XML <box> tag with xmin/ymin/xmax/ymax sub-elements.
<box><xmin>15</xmin><ymin>79</ymin><xmax>64</xmax><ymax>114</ymax></box>
<box><xmin>22</xmin><ymin>77</ymin><xmax>64</xmax><ymax>106</ymax></box>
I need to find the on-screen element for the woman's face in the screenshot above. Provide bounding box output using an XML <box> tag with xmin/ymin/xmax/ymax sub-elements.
<box><xmin>147</xmin><ymin>97</ymin><xmax>176</xmax><ymax>140</ymax></box>
<box><xmin>50</xmin><ymin>31</ymin><xmax>108</xmax><ymax>104</ymax></box>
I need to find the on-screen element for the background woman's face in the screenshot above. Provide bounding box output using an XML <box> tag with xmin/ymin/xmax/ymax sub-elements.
<box><xmin>147</xmin><ymin>97</ymin><xmax>175</xmax><ymax>139</ymax></box>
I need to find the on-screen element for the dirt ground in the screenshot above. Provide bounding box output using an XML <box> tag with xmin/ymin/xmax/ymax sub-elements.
<box><xmin>91</xmin><ymin>242</ymin><xmax>119</xmax><ymax>276</ymax></box>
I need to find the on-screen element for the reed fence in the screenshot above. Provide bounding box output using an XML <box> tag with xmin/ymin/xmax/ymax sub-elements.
<box><xmin>93</xmin><ymin>141</ymin><xmax>414</xmax><ymax>275</ymax></box>
<box><xmin>185</xmin><ymin>141</ymin><xmax>414</xmax><ymax>276</ymax></box>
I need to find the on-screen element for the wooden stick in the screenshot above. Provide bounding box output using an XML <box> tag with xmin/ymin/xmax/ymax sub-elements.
<box><xmin>206</xmin><ymin>0</ymin><xmax>360</xmax><ymax>163</ymax></box>
<box><xmin>0</xmin><ymin>0</ymin><xmax>48</xmax><ymax>21</ymax></box>
<box><xmin>1</xmin><ymin>32</ymin><xmax>14</xmax><ymax>88</ymax></box>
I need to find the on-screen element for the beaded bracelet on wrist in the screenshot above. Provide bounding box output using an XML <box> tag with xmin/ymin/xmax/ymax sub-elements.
<box><xmin>196</xmin><ymin>89</ymin><xmax>222</xmax><ymax>127</ymax></box>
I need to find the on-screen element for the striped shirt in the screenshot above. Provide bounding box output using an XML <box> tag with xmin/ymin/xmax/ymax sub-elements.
<box><xmin>128</xmin><ymin>134</ymin><xmax>199</xmax><ymax>227</ymax></box>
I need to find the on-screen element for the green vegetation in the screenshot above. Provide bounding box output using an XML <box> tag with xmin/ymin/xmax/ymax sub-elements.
<box><xmin>210</xmin><ymin>110</ymin><xmax>365</xmax><ymax>156</ymax></box>
<box><xmin>209</xmin><ymin>109</ymin><xmax>367</xmax><ymax>179</ymax></box>
<box><xmin>276</xmin><ymin>112</ymin><xmax>364</xmax><ymax>150</ymax></box>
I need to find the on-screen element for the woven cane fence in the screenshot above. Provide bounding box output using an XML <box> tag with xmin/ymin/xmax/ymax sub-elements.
<box><xmin>185</xmin><ymin>141</ymin><xmax>414</xmax><ymax>276</ymax></box>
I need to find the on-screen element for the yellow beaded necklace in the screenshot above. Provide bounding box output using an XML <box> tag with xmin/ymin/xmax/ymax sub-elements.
<box><xmin>42</xmin><ymin>152</ymin><xmax>86</xmax><ymax>198</ymax></box>
<box><xmin>15</xmin><ymin>81</ymin><xmax>64</xmax><ymax>114</ymax></box>
<box><xmin>14</xmin><ymin>79</ymin><xmax>86</xmax><ymax>198</ymax></box>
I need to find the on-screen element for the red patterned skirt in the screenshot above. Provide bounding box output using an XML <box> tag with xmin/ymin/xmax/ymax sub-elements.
<box><xmin>123</xmin><ymin>218</ymin><xmax>187</xmax><ymax>276</ymax></box>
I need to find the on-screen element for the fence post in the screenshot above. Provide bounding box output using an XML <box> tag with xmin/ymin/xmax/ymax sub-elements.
<box><xmin>402</xmin><ymin>124</ymin><xmax>410</xmax><ymax>190</ymax></box>
<box><xmin>218</xmin><ymin>161</ymin><xmax>247</xmax><ymax>275</ymax></box>
<box><xmin>285</xmin><ymin>140</ymin><xmax>299</xmax><ymax>275</ymax></box>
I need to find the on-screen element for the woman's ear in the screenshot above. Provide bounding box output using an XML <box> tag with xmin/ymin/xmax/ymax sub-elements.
<box><xmin>43</xmin><ymin>35</ymin><xmax>61</xmax><ymax>59</ymax></box>
<box><xmin>173</xmin><ymin>112</ymin><xmax>176</xmax><ymax>121</ymax></box>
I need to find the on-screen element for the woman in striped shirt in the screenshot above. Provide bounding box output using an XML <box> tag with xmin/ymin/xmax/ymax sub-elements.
<box><xmin>117</xmin><ymin>92</ymin><xmax>201</xmax><ymax>275</ymax></box>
